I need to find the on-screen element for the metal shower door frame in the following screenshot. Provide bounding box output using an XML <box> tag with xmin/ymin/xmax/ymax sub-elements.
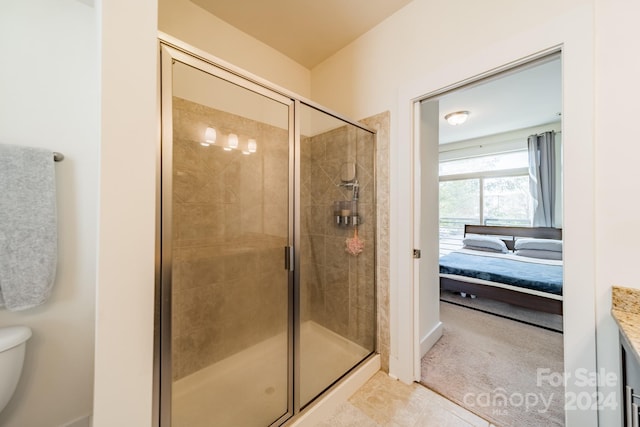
<box><xmin>155</xmin><ymin>33</ymin><xmax>377</xmax><ymax>427</ymax></box>
<box><xmin>157</xmin><ymin>41</ymin><xmax>295</xmax><ymax>427</ymax></box>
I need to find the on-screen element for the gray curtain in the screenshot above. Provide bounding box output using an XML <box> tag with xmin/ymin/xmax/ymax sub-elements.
<box><xmin>528</xmin><ymin>131</ymin><xmax>556</xmax><ymax>227</ymax></box>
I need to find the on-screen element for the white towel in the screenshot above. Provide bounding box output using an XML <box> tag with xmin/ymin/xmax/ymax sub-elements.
<box><xmin>0</xmin><ymin>144</ymin><xmax>58</xmax><ymax>311</ymax></box>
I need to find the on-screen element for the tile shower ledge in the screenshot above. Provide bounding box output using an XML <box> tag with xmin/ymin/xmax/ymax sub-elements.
<box><xmin>174</xmin><ymin>233</ymin><xmax>286</xmax><ymax>258</ymax></box>
<box><xmin>612</xmin><ymin>286</ymin><xmax>640</xmax><ymax>364</ymax></box>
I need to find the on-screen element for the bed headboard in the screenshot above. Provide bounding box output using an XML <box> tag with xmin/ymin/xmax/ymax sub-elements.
<box><xmin>464</xmin><ymin>225</ymin><xmax>562</xmax><ymax>251</ymax></box>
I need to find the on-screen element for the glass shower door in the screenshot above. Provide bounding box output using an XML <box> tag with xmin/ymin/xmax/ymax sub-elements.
<box><xmin>161</xmin><ymin>46</ymin><xmax>294</xmax><ymax>427</ymax></box>
<box><xmin>297</xmin><ymin>103</ymin><xmax>376</xmax><ymax>407</ymax></box>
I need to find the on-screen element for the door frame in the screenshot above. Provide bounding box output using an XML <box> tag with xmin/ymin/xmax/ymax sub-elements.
<box><xmin>391</xmin><ymin>6</ymin><xmax>599</xmax><ymax>426</ymax></box>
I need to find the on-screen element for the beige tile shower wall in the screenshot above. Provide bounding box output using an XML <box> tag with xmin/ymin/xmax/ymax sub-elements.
<box><xmin>360</xmin><ymin>111</ymin><xmax>391</xmax><ymax>373</ymax></box>
<box><xmin>171</xmin><ymin>97</ymin><xmax>289</xmax><ymax>380</ymax></box>
<box><xmin>301</xmin><ymin>122</ymin><xmax>376</xmax><ymax>352</ymax></box>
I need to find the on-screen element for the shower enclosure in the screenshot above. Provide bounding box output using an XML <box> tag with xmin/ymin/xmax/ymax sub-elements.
<box><xmin>157</xmin><ymin>39</ymin><xmax>376</xmax><ymax>426</ymax></box>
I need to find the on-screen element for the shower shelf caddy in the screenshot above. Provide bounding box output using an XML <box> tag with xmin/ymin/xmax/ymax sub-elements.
<box><xmin>333</xmin><ymin>200</ymin><xmax>361</xmax><ymax>227</ymax></box>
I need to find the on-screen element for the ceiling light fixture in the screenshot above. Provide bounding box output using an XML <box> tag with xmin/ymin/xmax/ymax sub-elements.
<box><xmin>247</xmin><ymin>139</ymin><xmax>257</xmax><ymax>153</ymax></box>
<box><xmin>444</xmin><ymin>111</ymin><xmax>470</xmax><ymax>126</ymax></box>
<box><xmin>225</xmin><ymin>133</ymin><xmax>238</xmax><ymax>151</ymax></box>
<box><xmin>203</xmin><ymin>127</ymin><xmax>217</xmax><ymax>146</ymax></box>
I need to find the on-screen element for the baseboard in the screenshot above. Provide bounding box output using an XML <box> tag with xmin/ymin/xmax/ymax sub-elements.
<box><xmin>61</xmin><ymin>414</ymin><xmax>92</xmax><ymax>427</ymax></box>
<box><xmin>289</xmin><ymin>354</ymin><xmax>380</xmax><ymax>426</ymax></box>
<box><xmin>420</xmin><ymin>321</ymin><xmax>443</xmax><ymax>358</ymax></box>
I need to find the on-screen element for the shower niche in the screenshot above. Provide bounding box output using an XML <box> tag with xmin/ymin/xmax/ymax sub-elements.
<box><xmin>158</xmin><ymin>40</ymin><xmax>376</xmax><ymax>427</ymax></box>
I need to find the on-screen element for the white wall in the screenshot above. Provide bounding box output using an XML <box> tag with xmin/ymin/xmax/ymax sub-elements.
<box><xmin>172</xmin><ymin>59</ymin><xmax>289</xmax><ymax>130</ymax></box>
<box><xmin>0</xmin><ymin>1</ymin><xmax>98</xmax><ymax>426</ymax></box>
<box><xmin>94</xmin><ymin>1</ymin><xmax>318</xmax><ymax>425</ymax></box>
<box><xmin>310</xmin><ymin>0</ymin><xmax>602</xmax><ymax>426</ymax></box>
<box><xmin>310</xmin><ymin>0</ymin><xmax>590</xmax><ymax>120</ymax></box>
<box><xmin>310</xmin><ymin>0</ymin><xmax>640</xmax><ymax>426</ymax></box>
<box><xmin>158</xmin><ymin>0</ymin><xmax>311</xmax><ymax>98</ymax></box>
<box><xmin>595</xmin><ymin>1</ymin><xmax>640</xmax><ymax>426</ymax></box>
<box><xmin>93</xmin><ymin>0</ymin><xmax>158</xmax><ymax>425</ymax></box>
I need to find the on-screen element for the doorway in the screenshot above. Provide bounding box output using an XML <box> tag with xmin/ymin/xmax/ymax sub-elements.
<box><xmin>415</xmin><ymin>54</ymin><xmax>565</xmax><ymax>426</ymax></box>
<box><xmin>387</xmin><ymin>10</ymin><xmax>597</xmax><ymax>427</ymax></box>
<box><xmin>393</xmin><ymin>37</ymin><xmax>598</xmax><ymax>427</ymax></box>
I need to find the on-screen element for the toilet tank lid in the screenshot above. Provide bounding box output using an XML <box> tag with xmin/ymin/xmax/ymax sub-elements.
<box><xmin>0</xmin><ymin>326</ymin><xmax>32</xmax><ymax>352</ymax></box>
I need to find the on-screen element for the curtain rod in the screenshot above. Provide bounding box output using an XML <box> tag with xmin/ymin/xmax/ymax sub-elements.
<box><xmin>531</xmin><ymin>130</ymin><xmax>561</xmax><ymax>136</ymax></box>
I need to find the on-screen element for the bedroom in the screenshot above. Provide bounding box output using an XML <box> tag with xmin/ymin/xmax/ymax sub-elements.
<box><xmin>420</xmin><ymin>53</ymin><xmax>565</xmax><ymax>426</ymax></box>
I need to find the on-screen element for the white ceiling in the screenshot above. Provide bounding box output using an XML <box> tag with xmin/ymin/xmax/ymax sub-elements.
<box><xmin>190</xmin><ymin>0</ymin><xmax>414</xmax><ymax>69</ymax></box>
<box><xmin>188</xmin><ymin>1</ymin><xmax>561</xmax><ymax>143</ymax></box>
<box><xmin>437</xmin><ymin>57</ymin><xmax>562</xmax><ymax>144</ymax></box>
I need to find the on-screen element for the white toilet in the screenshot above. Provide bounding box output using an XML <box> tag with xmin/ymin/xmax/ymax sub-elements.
<box><xmin>0</xmin><ymin>326</ymin><xmax>31</xmax><ymax>414</ymax></box>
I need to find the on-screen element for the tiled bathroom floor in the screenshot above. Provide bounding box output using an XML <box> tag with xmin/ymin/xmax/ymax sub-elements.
<box><xmin>316</xmin><ymin>371</ymin><xmax>497</xmax><ymax>427</ymax></box>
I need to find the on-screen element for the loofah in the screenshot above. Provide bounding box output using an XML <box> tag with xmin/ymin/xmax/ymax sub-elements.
<box><xmin>345</xmin><ymin>227</ymin><xmax>364</xmax><ymax>256</ymax></box>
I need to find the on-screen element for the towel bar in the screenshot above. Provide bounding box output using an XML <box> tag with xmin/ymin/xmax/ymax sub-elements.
<box><xmin>53</xmin><ymin>152</ymin><xmax>64</xmax><ymax>162</ymax></box>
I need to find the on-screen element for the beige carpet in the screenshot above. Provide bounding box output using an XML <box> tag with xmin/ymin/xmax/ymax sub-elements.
<box><xmin>421</xmin><ymin>302</ymin><xmax>565</xmax><ymax>427</ymax></box>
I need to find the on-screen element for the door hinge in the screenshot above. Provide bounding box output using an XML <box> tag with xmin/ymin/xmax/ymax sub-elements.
<box><xmin>413</xmin><ymin>249</ymin><xmax>421</xmax><ymax>259</ymax></box>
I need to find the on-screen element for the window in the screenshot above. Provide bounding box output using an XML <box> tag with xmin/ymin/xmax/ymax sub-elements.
<box><xmin>439</xmin><ymin>151</ymin><xmax>528</xmax><ymax>175</ymax></box>
<box><xmin>439</xmin><ymin>151</ymin><xmax>532</xmax><ymax>255</ymax></box>
<box><xmin>483</xmin><ymin>176</ymin><xmax>531</xmax><ymax>225</ymax></box>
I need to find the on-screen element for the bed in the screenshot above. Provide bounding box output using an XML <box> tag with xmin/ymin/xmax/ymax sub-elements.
<box><xmin>439</xmin><ymin>224</ymin><xmax>563</xmax><ymax>315</ymax></box>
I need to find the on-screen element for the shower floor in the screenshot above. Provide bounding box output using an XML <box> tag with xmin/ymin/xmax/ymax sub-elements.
<box><xmin>172</xmin><ymin>321</ymin><xmax>370</xmax><ymax>427</ymax></box>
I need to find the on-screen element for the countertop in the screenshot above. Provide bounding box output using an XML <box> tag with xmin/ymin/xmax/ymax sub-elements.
<box><xmin>612</xmin><ymin>286</ymin><xmax>640</xmax><ymax>362</ymax></box>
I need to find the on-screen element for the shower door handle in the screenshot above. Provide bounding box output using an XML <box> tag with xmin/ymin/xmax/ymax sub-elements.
<box><xmin>284</xmin><ymin>246</ymin><xmax>294</xmax><ymax>271</ymax></box>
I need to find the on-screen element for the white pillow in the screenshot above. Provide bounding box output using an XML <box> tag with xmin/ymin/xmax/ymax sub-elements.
<box><xmin>462</xmin><ymin>235</ymin><xmax>508</xmax><ymax>253</ymax></box>
<box><xmin>515</xmin><ymin>249</ymin><xmax>563</xmax><ymax>260</ymax></box>
<box><xmin>514</xmin><ymin>238</ymin><xmax>562</xmax><ymax>252</ymax></box>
